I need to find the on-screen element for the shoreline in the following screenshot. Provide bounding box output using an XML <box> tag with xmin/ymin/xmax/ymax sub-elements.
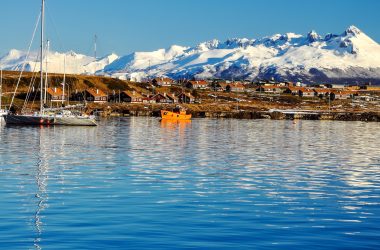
<box><xmin>87</xmin><ymin>103</ymin><xmax>380</xmax><ymax>122</ymax></box>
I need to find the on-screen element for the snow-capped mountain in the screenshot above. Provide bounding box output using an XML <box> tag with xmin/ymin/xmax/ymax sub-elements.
<box><xmin>0</xmin><ymin>49</ymin><xmax>118</xmax><ymax>75</ymax></box>
<box><xmin>102</xmin><ymin>25</ymin><xmax>380</xmax><ymax>84</ymax></box>
<box><xmin>1</xmin><ymin>25</ymin><xmax>380</xmax><ymax>84</ymax></box>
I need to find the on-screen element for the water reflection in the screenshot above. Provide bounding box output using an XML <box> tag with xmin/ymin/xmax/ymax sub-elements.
<box><xmin>34</xmin><ymin>127</ymin><xmax>49</xmax><ymax>249</ymax></box>
<box><xmin>0</xmin><ymin>118</ymin><xmax>379</xmax><ymax>249</ymax></box>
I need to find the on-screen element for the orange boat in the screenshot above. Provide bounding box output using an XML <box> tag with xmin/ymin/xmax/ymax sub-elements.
<box><xmin>161</xmin><ymin>108</ymin><xmax>192</xmax><ymax>120</ymax></box>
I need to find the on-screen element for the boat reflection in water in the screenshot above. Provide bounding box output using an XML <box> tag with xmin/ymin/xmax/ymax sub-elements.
<box><xmin>160</xmin><ymin>119</ymin><xmax>191</xmax><ymax>129</ymax></box>
<box><xmin>33</xmin><ymin>127</ymin><xmax>49</xmax><ymax>250</ymax></box>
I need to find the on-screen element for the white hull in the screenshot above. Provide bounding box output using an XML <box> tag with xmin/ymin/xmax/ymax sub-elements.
<box><xmin>0</xmin><ymin>110</ymin><xmax>8</xmax><ymax>118</ymax></box>
<box><xmin>4</xmin><ymin>114</ymin><xmax>97</xmax><ymax>126</ymax></box>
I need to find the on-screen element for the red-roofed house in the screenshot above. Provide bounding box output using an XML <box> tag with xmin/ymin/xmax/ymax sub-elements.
<box><xmin>152</xmin><ymin>93</ymin><xmax>173</xmax><ymax>103</ymax></box>
<box><xmin>331</xmin><ymin>90</ymin><xmax>358</xmax><ymax>100</ymax></box>
<box><xmin>47</xmin><ymin>87</ymin><xmax>66</xmax><ymax>102</ymax></box>
<box><xmin>166</xmin><ymin>93</ymin><xmax>179</xmax><ymax>103</ymax></box>
<box><xmin>186</xmin><ymin>80</ymin><xmax>209</xmax><ymax>89</ymax></box>
<box><xmin>85</xmin><ymin>89</ymin><xmax>108</xmax><ymax>103</ymax></box>
<box><xmin>152</xmin><ymin>77</ymin><xmax>175</xmax><ymax>87</ymax></box>
<box><xmin>121</xmin><ymin>90</ymin><xmax>143</xmax><ymax>103</ymax></box>
<box><xmin>227</xmin><ymin>82</ymin><xmax>245</xmax><ymax>92</ymax></box>
<box><xmin>283</xmin><ymin>86</ymin><xmax>304</xmax><ymax>95</ymax></box>
<box><xmin>298</xmin><ymin>88</ymin><xmax>315</xmax><ymax>97</ymax></box>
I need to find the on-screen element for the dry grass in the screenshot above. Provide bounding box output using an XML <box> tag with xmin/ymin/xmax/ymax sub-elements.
<box><xmin>2</xmin><ymin>70</ymin><xmax>379</xmax><ymax>114</ymax></box>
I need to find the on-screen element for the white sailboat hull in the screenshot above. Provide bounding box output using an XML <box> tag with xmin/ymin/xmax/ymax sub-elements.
<box><xmin>4</xmin><ymin>114</ymin><xmax>97</xmax><ymax>126</ymax></box>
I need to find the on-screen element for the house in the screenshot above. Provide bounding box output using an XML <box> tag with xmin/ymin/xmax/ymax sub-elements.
<box><xmin>214</xmin><ymin>82</ymin><xmax>228</xmax><ymax>91</ymax></box>
<box><xmin>85</xmin><ymin>88</ymin><xmax>108</xmax><ymax>103</ymax></box>
<box><xmin>142</xmin><ymin>96</ymin><xmax>156</xmax><ymax>103</ymax></box>
<box><xmin>314</xmin><ymin>88</ymin><xmax>332</xmax><ymax>99</ymax></box>
<box><xmin>283</xmin><ymin>86</ymin><xmax>303</xmax><ymax>95</ymax></box>
<box><xmin>121</xmin><ymin>90</ymin><xmax>143</xmax><ymax>103</ymax></box>
<box><xmin>186</xmin><ymin>80</ymin><xmax>209</xmax><ymax>89</ymax></box>
<box><xmin>152</xmin><ymin>77</ymin><xmax>175</xmax><ymax>87</ymax></box>
<box><xmin>345</xmin><ymin>86</ymin><xmax>360</xmax><ymax>91</ymax></box>
<box><xmin>46</xmin><ymin>87</ymin><xmax>66</xmax><ymax>102</ymax></box>
<box><xmin>227</xmin><ymin>82</ymin><xmax>245</xmax><ymax>92</ymax></box>
<box><xmin>279</xmin><ymin>82</ymin><xmax>294</xmax><ymax>87</ymax></box>
<box><xmin>298</xmin><ymin>88</ymin><xmax>315</xmax><ymax>97</ymax></box>
<box><xmin>360</xmin><ymin>85</ymin><xmax>380</xmax><ymax>92</ymax></box>
<box><xmin>331</xmin><ymin>90</ymin><xmax>358</xmax><ymax>100</ymax></box>
<box><xmin>166</xmin><ymin>93</ymin><xmax>179</xmax><ymax>103</ymax></box>
<box><xmin>256</xmin><ymin>85</ymin><xmax>283</xmax><ymax>93</ymax></box>
<box><xmin>178</xmin><ymin>92</ymin><xmax>195</xmax><ymax>103</ymax></box>
<box><xmin>152</xmin><ymin>93</ymin><xmax>172</xmax><ymax>103</ymax></box>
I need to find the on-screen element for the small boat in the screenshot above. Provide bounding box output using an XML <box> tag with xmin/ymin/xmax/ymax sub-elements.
<box><xmin>161</xmin><ymin>107</ymin><xmax>191</xmax><ymax>120</ymax></box>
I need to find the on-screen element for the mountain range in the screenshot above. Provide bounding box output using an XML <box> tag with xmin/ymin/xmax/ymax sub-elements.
<box><xmin>1</xmin><ymin>25</ymin><xmax>380</xmax><ymax>85</ymax></box>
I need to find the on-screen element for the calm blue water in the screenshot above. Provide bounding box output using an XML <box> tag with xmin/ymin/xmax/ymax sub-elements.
<box><xmin>0</xmin><ymin>118</ymin><xmax>379</xmax><ymax>249</ymax></box>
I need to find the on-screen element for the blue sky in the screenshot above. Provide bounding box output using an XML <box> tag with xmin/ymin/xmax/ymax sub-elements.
<box><xmin>1</xmin><ymin>0</ymin><xmax>379</xmax><ymax>57</ymax></box>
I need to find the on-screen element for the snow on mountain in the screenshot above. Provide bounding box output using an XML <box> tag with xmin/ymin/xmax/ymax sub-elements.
<box><xmin>102</xmin><ymin>45</ymin><xmax>189</xmax><ymax>80</ymax></box>
<box><xmin>1</xmin><ymin>25</ymin><xmax>380</xmax><ymax>84</ymax></box>
<box><xmin>0</xmin><ymin>49</ymin><xmax>119</xmax><ymax>75</ymax></box>
<box><xmin>102</xmin><ymin>25</ymin><xmax>380</xmax><ymax>84</ymax></box>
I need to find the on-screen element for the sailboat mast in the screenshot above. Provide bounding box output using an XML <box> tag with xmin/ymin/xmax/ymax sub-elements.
<box><xmin>44</xmin><ymin>39</ymin><xmax>49</xmax><ymax>105</ymax></box>
<box><xmin>40</xmin><ymin>0</ymin><xmax>45</xmax><ymax>114</ymax></box>
<box><xmin>62</xmin><ymin>55</ymin><xmax>66</xmax><ymax>105</ymax></box>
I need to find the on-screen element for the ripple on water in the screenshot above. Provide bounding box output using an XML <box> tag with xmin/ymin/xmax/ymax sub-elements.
<box><xmin>0</xmin><ymin>118</ymin><xmax>379</xmax><ymax>249</ymax></box>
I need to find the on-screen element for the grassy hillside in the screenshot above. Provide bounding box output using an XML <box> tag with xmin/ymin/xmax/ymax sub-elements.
<box><xmin>0</xmin><ymin>70</ymin><xmax>133</xmax><ymax>94</ymax></box>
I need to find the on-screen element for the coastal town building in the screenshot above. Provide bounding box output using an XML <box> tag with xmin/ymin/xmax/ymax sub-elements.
<box><xmin>283</xmin><ymin>86</ymin><xmax>304</xmax><ymax>95</ymax></box>
<box><xmin>152</xmin><ymin>77</ymin><xmax>175</xmax><ymax>87</ymax></box>
<box><xmin>227</xmin><ymin>82</ymin><xmax>245</xmax><ymax>92</ymax></box>
<box><xmin>214</xmin><ymin>82</ymin><xmax>228</xmax><ymax>91</ymax></box>
<box><xmin>298</xmin><ymin>88</ymin><xmax>315</xmax><ymax>97</ymax></box>
<box><xmin>256</xmin><ymin>85</ymin><xmax>283</xmax><ymax>93</ymax></box>
<box><xmin>178</xmin><ymin>92</ymin><xmax>195</xmax><ymax>103</ymax></box>
<box><xmin>314</xmin><ymin>88</ymin><xmax>332</xmax><ymax>99</ymax></box>
<box><xmin>331</xmin><ymin>90</ymin><xmax>358</xmax><ymax>100</ymax></box>
<box><xmin>152</xmin><ymin>93</ymin><xmax>173</xmax><ymax>103</ymax></box>
<box><xmin>46</xmin><ymin>87</ymin><xmax>66</xmax><ymax>102</ymax></box>
<box><xmin>84</xmin><ymin>89</ymin><xmax>108</xmax><ymax>103</ymax></box>
<box><xmin>121</xmin><ymin>90</ymin><xmax>143</xmax><ymax>103</ymax></box>
<box><xmin>166</xmin><ymin>93</ymin><xmax>179</xmax><ymax>103</ymax></box>
<box><xmin>186</xmin><ymin>80</ymin><xmax>209</xmax><ymax>89</ymax></box>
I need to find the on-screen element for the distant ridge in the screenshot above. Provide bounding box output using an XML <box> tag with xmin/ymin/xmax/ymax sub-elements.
<box><xmin>2</xmin><ymin>25</ymin><xmax>380</xmax><ymax>84</ymax></box>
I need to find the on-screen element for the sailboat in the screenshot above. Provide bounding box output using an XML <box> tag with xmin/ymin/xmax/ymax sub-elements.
<box><xmin>4</xmin><ymin>0</ymin><xmax>97</xmax><ymax>126</ymax></box>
